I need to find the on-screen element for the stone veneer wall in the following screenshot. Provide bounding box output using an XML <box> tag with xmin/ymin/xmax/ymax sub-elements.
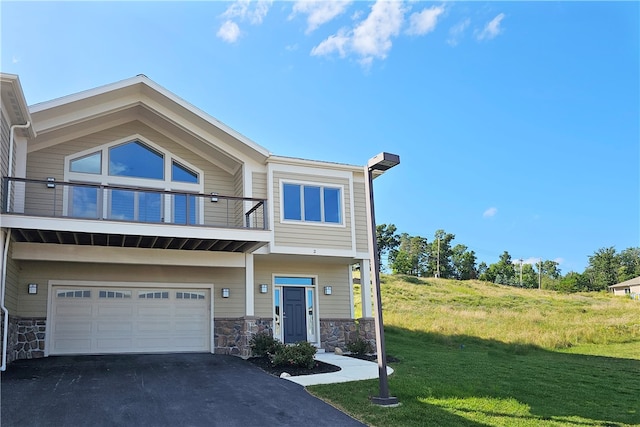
<box><xmin>320</xmin><ymin>317</ymin><xmax>376</xmax><ymax>352</ymax></box>
<box><xmin>0</xmin><ymin>316</ymin><xmax>46</xmax><ymax>364</ymax></box>
<box><xmin>214</xmin><ymin>317</ymin><xmax>273</xmax><ymax>358</ymax></box>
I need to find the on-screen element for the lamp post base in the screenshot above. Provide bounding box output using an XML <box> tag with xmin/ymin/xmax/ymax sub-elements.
<box><xmin>371</xmin><ymin>396</ymin><xmax>400</xmax><ymax>406</ymax></box>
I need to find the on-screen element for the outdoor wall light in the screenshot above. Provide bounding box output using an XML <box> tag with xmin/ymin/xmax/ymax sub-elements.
<box><xmin>46</xmin><ymin>177</ymin><xmax>56</xmax><ymax>189</ymax></box>
<box><xmin>221</xmin><ymin>288</ymin><xmax>230</xmax><ymax>298</ymax></box>
<box><xmin>28</xmin><ymin>283</ymin><xmax>38</xmax><ymax>294</ymax></box>
<box><xmin>324</xmin><ymin>286</ymin><xmax>332</xmax><ymax>295</ymax></box>
<box><xmin>259</xmin><ymin>284</ymin><xmax>268</xmax><ymax>294</ymax></box>
<box><xmin>210</xmin><ymin>192</ymin><xmax>218</xmax><ymax>203</ymax></box>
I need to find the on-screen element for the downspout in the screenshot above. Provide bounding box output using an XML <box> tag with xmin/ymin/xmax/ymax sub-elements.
<box><xmin>2</xmin><ymin>122</ymin><xmax>30</xmax><ymax>370</ymax></box>
<box><xmin>7</xmin><ymin>122</ymin><xmax>31</xmax><ymax>209</ymax></box>
<box><xmin>1</xmin><ymin>228</ymin><xmax>11</xmax><ymax>371</ymax></box>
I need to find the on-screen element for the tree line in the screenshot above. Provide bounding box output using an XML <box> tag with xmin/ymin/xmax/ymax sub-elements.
<box><xmin>376</xmin><ymin>224</ymin><xmax>640</xmax><ymax>292</ymax></box>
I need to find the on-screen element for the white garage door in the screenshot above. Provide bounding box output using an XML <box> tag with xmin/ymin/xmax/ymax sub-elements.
<box><xmin>49</xmin><ymin>286</ymin><xmax>211</xmax><ymax>355</ymax></box>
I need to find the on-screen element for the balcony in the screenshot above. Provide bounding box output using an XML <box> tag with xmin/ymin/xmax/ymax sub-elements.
<box><xmin>1</xmin><ymin>177</ymin><xmax>270</xmax><ymax>253</ymax></box>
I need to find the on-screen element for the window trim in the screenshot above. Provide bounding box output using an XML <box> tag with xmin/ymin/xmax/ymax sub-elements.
<box><xmin>279</xmin><ymin>179</ymin><xmax>345</xmax><ymax>227</ymax></box>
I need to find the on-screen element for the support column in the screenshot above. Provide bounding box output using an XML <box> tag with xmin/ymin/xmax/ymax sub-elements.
<box><xmin>245</xmin><ymin>253</ymin><xmax>254</xmax><ymax>316</ymax></box>
<box><xmin>360</xmin><ymin>259</ymin><xmax>373</xmax><ymax>318</ymax></box>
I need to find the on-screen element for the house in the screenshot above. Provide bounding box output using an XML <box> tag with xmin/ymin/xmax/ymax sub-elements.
<box><xmin>0</xmin><ymin>73</ymin><xmax>383</xmax><ymax>367</ymax></box>
<box><xmin>608</xmin><ymin>276</ymin><xmax>640</xmax><ymax>299</ymax></box>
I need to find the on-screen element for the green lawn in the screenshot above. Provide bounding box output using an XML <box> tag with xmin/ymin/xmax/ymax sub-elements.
<box><xmin>309</xmin><ymin>276</ymin><xmax>640</xmax><ymax>427</ymax></box>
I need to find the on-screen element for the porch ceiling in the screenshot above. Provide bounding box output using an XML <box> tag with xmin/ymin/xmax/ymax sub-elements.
<box><xmin>11</xmin><ymin>228</ymin><xmax>266</xmax><ymax>253</ymax></box>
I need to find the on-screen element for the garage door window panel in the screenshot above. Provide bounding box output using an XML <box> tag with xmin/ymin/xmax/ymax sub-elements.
<box><xmin>57</xmin><ymin>290</ymin><xmax>91</xmax><ymax>298</ymax></box>
<box><xmin>99</xmin><ymin>290</ymin><xmax>132</xmax><ymax>299</ymax></box>
<box><xmin>139</xmin><ymin>291</ymin><xmax>169</xmax><ymax>299</ymax></box>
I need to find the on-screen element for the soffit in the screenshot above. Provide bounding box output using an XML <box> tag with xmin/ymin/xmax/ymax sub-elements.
<box><xmin>28</xmin><ymin>76</ymin><xmax>269</xmax><ymax>169</ymax></box>
<box><xmin>0</xmin><ymin>73</ymin><xmax>36</xmax><ymax>137</ymax></box>
<box><xmin>28</xmin><ymin>104</ymin><xmax>243</xmax><ymax>175</ymax></box>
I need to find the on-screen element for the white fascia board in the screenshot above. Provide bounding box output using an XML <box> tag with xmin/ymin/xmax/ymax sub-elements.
<box><xmin>140</xmin><ymin>80</ymin><xmax>271</xmax><ymax>159</ymax></box>
<box><xmin>268</xmin><ymin>155</ymin><xmax>362</xmax><ymax>174</ymax></box>
<box><xmin>139</xmin><ymin>95</ymin><xmax>268</xmax><ymax>166</ymax></box>
<box><xmin>28</xmin><ymin>75</ymin><xmax>148</xmax><ymax>113</ymax></box>
<box><xmin>29</xmin><ymin>75</ymin><xmax>270</xmax><ymax>162</ymax></box>
<box><xmin>13</xmin><ymin>242</ymin><xmax>246</xmax><ymax>267</ymax></box>
<box><xmin>0</xmin><ymin>73</ymin><xmax>36</xmax><ymax>137</ymax></box>
<box><xmin>0</xmin><ymin>215</ymin><xmax>271</xmax><ymax>242</ymax></box>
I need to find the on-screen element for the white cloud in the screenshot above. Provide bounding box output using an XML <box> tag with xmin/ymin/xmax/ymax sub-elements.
<box><xmin>520</xmin><ymin>257</ymin><xmax>564</xmax><ymax>266</ymax></box>
<box><xmin>291</xmin><ymin>1</ymin><xmax>352</xmax><ymax>34</ymax></box>
<box><xmin>217</xmin><ymin>0</ymin><xmax>272</xmax><ymax>43</ymax></box>
<box><xmin>217</xmin><ymin>20</ymin><xmax>242</xmax><ymax>43</ymax></box>
<box><xmin>223</xmin><ymin>0</ymin><xmax>272</xmax><ymax>25</ymax></box>
<box><xmin>311</xmin><ymin>29</ymin><xmax>350</xmax><ymax>58</ymax></box>
<box><xmin>476</xmin><ymin>13</ymin><xmax>505</xmax><ymax>41</ymax></box>
<box><xmin>406</xmin><ymin>5</ymin><xmax>444</xmax><ymax>36</ymax></box>
<box><xmin>483</xmin><ymin>207</ymin><xmax>498</xmax><ymax>218</ymax></box>
<box><xmin>311</xmin><ymin>0</ymin><xmax>405</xmax><ymax>67</ymax></box>
<box><xmin>12</xmin><ymin>56</ymin><xmax>20</xmax><ymax>64</ymax></box>
<box><xmin>447</xmin><ymin>18</ymin><xmax>470</xmax><ymax>46</ymax></box>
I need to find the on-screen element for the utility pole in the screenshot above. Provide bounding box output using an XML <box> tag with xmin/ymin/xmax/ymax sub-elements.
<box><xmin>435</xmin><ymin>237</ymin><xmax>440</xmax><ymax>278</ymax></box>
<box><xmin>538</xmin><ymin>258</ymin><xmax>542</xmax><ymax>290</ymax></box>
<box><xmin>519</xmin><ymin>259</ymin><xmax>523</xmax><ymax>287</ymax></box>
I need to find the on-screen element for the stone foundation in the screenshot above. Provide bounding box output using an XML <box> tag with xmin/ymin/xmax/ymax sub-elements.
<box><xmin>319</xmin><ymin>317</ymin><xmax>376</xmax><ymax>352</ymax></box>
<box><xmin>214</xmin><ymin>317</ymin><xmax>272</xmax><ymax>358</ymax></box>
<box><xmin>0</xmin><ymin>316</ymin><xmax>46</xmax><ymax>364</ymax></box>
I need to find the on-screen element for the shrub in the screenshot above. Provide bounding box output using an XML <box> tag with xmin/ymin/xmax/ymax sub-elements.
<box><xmin>270</xmin><ymin>341</ymin><xmax>317</xmax><ymax>369</ymax></box>
<box><xmin>346</xmin><ymin>337</ymin><xmax>374</xmax><ymax>356</ymax></box>
<box><xmin>250</xmin><ymin>333</ymin><xmax>284</xmax><ymax>357</ymax></box>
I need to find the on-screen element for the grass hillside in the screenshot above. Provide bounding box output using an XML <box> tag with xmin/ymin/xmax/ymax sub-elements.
<box><xmin>370</xmin><ymin>275</ymin><xmax>640</xmax><ymax>356</ymax></box>
<box><xmin>310</xmin><ymin>275</ymin><xmax>640</xmax><ymax>427</ymax></box>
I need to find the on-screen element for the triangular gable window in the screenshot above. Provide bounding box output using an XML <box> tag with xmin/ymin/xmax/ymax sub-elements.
<box><xmin>109</xmin><ymin>141</ymin><xmax>164</xmax><ymax>179</ymax></box>
<box><xmin>70</xmin><ymin>152</ymin><xmax>101</xmax><ymax>174</ymax></box>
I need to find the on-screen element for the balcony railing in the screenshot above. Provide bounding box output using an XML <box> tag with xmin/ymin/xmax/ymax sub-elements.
<box><xmin>2</xmin><ymin>177</ymin><xmax>268</xmax><ymax>230</ymax></box>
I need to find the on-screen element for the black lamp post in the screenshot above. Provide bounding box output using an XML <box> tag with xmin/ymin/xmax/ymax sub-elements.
<box><xmin>364</xmin><ymin>152</ymin><xmax>400</xmax><ymax>406</ymax></box>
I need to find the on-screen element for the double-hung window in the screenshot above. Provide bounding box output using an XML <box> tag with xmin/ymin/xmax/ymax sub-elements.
<box><xmin>282</xmin><ymin>182</ymin><xmax>342</xmax><ymax>224</ymax></box>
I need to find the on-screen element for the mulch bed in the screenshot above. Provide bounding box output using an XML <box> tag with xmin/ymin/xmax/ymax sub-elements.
<box><xmin>246</xmin><ymin>353</ymin><xmax>400</xmax><ymax>377</ymax></box>
<box><xmin>247</xmin><ymin>356</ymin><xmax>341</xmax><ymax>377</ymax></box>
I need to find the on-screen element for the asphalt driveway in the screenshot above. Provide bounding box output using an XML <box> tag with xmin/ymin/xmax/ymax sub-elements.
<box><xmin>1</xmin><ymin>353</ymin><xmax>366</xmax><ymax>427</ymax></box>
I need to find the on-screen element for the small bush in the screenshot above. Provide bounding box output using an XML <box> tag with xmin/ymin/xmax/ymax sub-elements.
<box><xmin>346</xmin><ymin>337</ymin><xmax>374</xmax><ymax>356</ymax></box>
<box><xmin>400</xmin><ymin>275</ymin><xmax>423</xmax><ymax>284</ymax></box>
<box><xmin>270</xmin><ymin>341</ymin><xmax>317</xmax><ymax>369</ymax></box>
<box><xmin>250</xmin><ymin>333</ymin><xmax>284</xmax><ymax>357</ymax></box>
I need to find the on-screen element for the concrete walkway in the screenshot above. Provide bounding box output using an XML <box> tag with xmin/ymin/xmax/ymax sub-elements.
<box><xmin>284</xmin><ymin>352</ymin><xmax>394</xmax><ymax>386</ymax></box>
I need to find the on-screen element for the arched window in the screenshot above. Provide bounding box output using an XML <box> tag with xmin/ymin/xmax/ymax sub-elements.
<box><xmin>65</xmin><ymin>136</ymin><xmax>203</xmax><ymax>224</ymax></box>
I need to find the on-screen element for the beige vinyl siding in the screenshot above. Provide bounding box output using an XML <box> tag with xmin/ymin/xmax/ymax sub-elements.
<box><xmin>16</xmin><ymin>261</ymin><xmax>245</xmax><ymax>318</ymax></box>
<box><xmin>231</xmin><ymin>166</ymin><xmax>243</xmax><ymax>227</ymax></box>
<box><xmin>1</xmin><ymin>110</ymin><xmax>10</xmax><ymax>205</ymax></box>
<box><xmin>4</xmin><ymin>240</ymin><xmax>20</xmax><ymax>312</ymax></box>
<box><xmin>251</xmin><ymin>172</ymin><xmax>267</xmax><ymax>229</ymax></box>
<box><xmin>252</xmin><ymin>172</ymin><xmax>267</xmax><ymax>199</ymax></box>
<box><xmin>353</xmin><ymin>178</ymin><xmax>369</xmax><ymax>254</ymax></box>
<box><xmin>24</xmin><ymin>121</ymin><xmax>241</xmax><ymax>224</ymax></box>
<box><xmin>254</xmin><ymin>257</ymin><xmax>351</xmax><ymax>318</ymax></box>
<box><xmin>273</xmin><ymin>171</ymin><xmax>353</xmax><ymax>250</ymax></box>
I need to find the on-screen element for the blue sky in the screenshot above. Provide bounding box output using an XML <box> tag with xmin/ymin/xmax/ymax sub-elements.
<box><xmin>2</xmin><ymin>1</ymin><xmax>638</xmax><ymax>273</ymax></box>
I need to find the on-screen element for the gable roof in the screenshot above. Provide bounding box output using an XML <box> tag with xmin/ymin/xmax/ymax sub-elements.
<box><xmin>0</xmin><ymin>73</ymin><xmax>36</xmax><ymax>138</ymax></box>
<box><xmin>27</xmin><ymin>75</ymin><xmax>270</xmax><ymax>174</ymax></box>
<box><xmin>609</xmin><ymin>276</ymin><xmax>640</xmax><ymax>289</ymax></box>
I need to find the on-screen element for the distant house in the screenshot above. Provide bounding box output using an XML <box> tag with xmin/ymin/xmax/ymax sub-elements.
<box><xmin>0</xmin><ymin>73</ymin><xmax>382</xmax><ymax>367</ymax></box>
<box><xmin>608</xmin><ymin>276</ymin><xmax>640</xmax><ymax>298</ymax></box>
